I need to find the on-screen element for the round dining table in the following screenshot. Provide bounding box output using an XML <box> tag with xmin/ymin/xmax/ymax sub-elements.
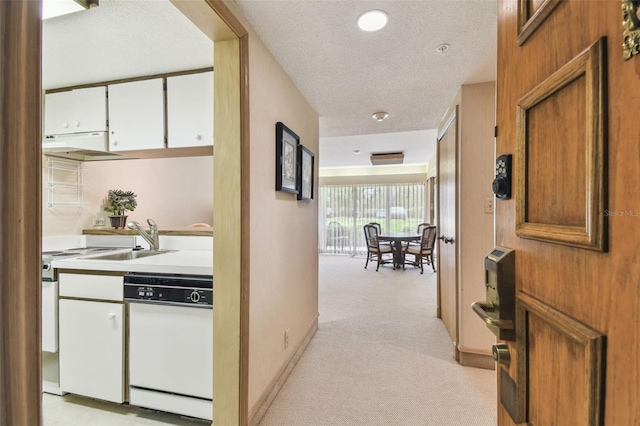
<box><xmin>378</xmin><ymin>232</ymin><xmax>421</xmax><ymax>269</ymax></box>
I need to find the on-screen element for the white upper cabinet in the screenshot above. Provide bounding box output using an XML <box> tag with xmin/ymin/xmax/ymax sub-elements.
<box><xmin>166</xmin><ymin>71</ymin><xmax>213</xmax><ymax>148</ymax></box>
<box><xmin>44</xmin><ymin>86</ymin><xmax>107</xmax><ymax>135</ymax></box>
<box><xmin>108</xmin><ymin>78</ymin><xmax>165</xmax><ymax>151</ymax></box>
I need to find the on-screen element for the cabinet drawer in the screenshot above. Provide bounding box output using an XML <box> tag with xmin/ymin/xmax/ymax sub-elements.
<box><xmin>59</xmin><ymin>273</ymin><xmax>123</xmax><ymax>301</ymax></box>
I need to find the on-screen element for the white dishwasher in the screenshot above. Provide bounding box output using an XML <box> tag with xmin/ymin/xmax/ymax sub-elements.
<box><xmin>124</xmin><ymin>273</ymin><xmax>213</xmax><ymax>420</ymax></box>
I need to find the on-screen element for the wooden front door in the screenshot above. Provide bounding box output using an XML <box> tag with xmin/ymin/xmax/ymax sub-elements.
<box><xmin>496</xmin><ymin>0</ymin><xmax>639</xmax><ymax>424</ymax></box>
<box><xmin>437</xmin><ymin>108</ymin><xmax>458</xmax><ymax>354</ymax></box>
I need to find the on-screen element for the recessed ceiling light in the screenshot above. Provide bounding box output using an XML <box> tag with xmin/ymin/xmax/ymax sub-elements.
<box><xmin>357</xmin><ymin>10</ymin><xmax>388</xmax><ymax>32</ymax></box>
<box><xmin>353</xmin><ymin>150</ymin><xmax>361</xmax><ymax>154</ymax></box>
<box><xmin>372</xmin><ymin>112</ymin><xmax>389</xmax><ymax>122</ymax></box>
<box><xmin>436</xmin><ymin>43</ymin><xmax>450</xmax><ymax>54</ymax></box>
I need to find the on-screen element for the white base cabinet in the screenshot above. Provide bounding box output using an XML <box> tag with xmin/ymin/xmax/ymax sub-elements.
<box><xmin>59</xmin><ymin>299</ymin><xmax>125</xmax><ymax>403</ymax></box>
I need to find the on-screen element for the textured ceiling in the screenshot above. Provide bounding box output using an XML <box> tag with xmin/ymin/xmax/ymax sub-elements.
<box><xmin>233</xmin><ymin>0</ymin><xmax>498</xmax><ymax>139</ymax></box>
<box><xmin>42</xmin><ymin>0</ymin><xmax>213</xmax><ymax>90</ymax></box>
<box><xmin>42</xmin><ymin>0</ymin><xmax>497</xmax><ymax>168</ymax></box>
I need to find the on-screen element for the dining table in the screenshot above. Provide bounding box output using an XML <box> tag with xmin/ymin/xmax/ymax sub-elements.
<box><xmin>378</xmin><ymin>232</ymin><xmax>421</xmax><ymax>269</ymax></box>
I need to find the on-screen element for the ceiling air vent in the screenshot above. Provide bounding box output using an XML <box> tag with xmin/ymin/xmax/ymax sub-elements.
<box><xmin>370</xmin><ymin>152</ymin><xmax>404</xmax><ymax>165</ymax></box>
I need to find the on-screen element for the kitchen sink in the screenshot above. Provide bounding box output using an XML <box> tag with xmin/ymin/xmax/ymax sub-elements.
<box><xmin>83</xmin><ymin>249</ymin><xmax>174</xmax><ymax>261</ymax></box>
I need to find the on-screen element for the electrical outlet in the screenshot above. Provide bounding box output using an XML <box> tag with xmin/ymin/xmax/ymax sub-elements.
<box><xmin>94</xmin><ymin>217</ymin><xmax>106</xmax><ymax>226</ymax></box>
<box><xmin>484</xmin><ymin>198</ymin><xmax>494</xmax><ymax>214</ymax></box>
<box><xmin>284</xmin><ymin>329</ymin><xmax>290</xmax><ymax>349</ymax></box>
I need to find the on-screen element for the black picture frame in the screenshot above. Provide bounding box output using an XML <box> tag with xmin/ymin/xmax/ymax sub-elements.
<box><xmin>297</xmin><ymin>145</ymin><xmax>314</xmax><ymax>201</ymax></box>
<box><xmin>275</xmin><ymin>122</ymin><xmax>299</xmax><ymax>194</ymax></box>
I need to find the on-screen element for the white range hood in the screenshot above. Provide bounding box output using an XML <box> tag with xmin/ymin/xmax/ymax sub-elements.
<box><xmin>42</xmin><ymin>132</ymin><xmax>127</xmax><ymax>161</ymax></box>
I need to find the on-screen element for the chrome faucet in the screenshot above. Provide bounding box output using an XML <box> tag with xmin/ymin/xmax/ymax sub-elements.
<box><xmin>127</xmin><ymin>219</ymin><xmax>159</xmax><ymax>251</ymax></box>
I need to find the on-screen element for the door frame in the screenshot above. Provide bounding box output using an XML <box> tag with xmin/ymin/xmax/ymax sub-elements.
<box><xmin>436</xmin><ymin>103</ymin><xmax>460</xmax><ymax>353</ymax></box>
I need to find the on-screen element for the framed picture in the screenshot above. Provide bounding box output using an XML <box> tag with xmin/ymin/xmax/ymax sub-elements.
<box><xmin>275</xmin><ymin>122</ymin><xmax>299</xmax><ymax>194</ymax></box>
<box><xmin>297</xmin><ymin>145</ymin><xmax>315</xmax><ymax>201</ymax></box>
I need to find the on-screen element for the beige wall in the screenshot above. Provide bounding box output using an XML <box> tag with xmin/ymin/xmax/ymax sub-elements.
<box><xmin>220</xmin><ymin>1</ymin><xmax>320</xmax><ymax>414</ymax></box>
<box><xmin>42</xmin><ymin>155</ymin><xmax>213</xmax><ymax>236</ymax></box>
<box><xmin>458</xmin><ymin>82</ymin><xmax>496</xmax><ymax>355</ymax></box>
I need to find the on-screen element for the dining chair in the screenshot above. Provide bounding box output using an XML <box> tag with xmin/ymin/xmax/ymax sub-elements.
<box><xmin>326</xmin><ymin>221</ymin><xmax>349</xmax><ymax>253</ymax></box>
<box><xmin>368</xmin><ymin>222</ymin><xmax>391</xmax><ymax>248</ymax></box>
<box><xmin>403</xmin><ymin>225</ymin><xmax>437</xmax><ymax>273</ymax></box>
<box><xmin>407</xmin><ymin>222</ymin><xmax>430</xmax><ymax>249</ymax></box>
<box><xmin>363</xmin><ymin>224</ymin><xmax>394</xmax><ymax>271</ymax></box>
<box><xmin>417</xmin><ymin>223</ymin><xmax>430</xmax><ymax>234</ymax></box>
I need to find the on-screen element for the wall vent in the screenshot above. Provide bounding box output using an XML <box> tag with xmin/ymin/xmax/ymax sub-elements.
<box><xmin>370</xmin><ymin>152</ymin><xmax>404</xmax><ymax>165</ymax></box>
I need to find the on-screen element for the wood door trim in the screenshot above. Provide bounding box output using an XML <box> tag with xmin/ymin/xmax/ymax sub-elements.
<box><xmin>515</xmin><ymin>38</ymin><xmax>606</xmax><ymax>251</ymax></box>
<box><xmin>169</xmin><ymin>3</ymin><xmax>251</xmax><ymax>423</ymax></box>
<box><xmin>0</xmin><ymin>1</ymin><xmax>43</xmax><ymax>424</ymax></box>
<box><xmin>517</xmin><ymin>0</ymin><xmax>563</xmax><ymax>46</ymax></box>
<box><xmin>516</xmin><ymin>292</ymin><xmax>605</xmax><ymax>425</ymax></box>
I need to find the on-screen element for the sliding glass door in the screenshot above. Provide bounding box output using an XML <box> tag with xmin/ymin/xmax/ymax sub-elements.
<box><xmin>319</xmin><ymin>183</ymin><xmax>427</xmax><ymax>255</ymax></box>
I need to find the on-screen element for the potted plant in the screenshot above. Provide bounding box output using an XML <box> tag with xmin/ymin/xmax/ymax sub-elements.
<box><xmin>103</xmin><ymin>189</ymin><xmax>137</xmax><ymax>228</ymax></box>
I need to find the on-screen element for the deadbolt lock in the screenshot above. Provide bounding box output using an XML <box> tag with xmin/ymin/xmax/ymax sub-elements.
<box><xmin>492</xmin><ymin>343</ymin><xmax>511</xmax><ymax>365</ymax></box>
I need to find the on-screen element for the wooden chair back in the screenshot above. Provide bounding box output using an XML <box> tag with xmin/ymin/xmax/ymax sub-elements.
<box><xmin>420</xmin><ymin>225</ymin><xmax>437</xmax><ymax>251</ymax></box>
<box><xmin>417</xmin><ymin>222</ymin><xmax>430</xmax><ymax>234</ymax></box>
<box><xmin>369</xmin><ymin>222</ymin><xmax>382</xmax><ymax>234</ymax></box>
<box><xmin>363</xmin><ymin>224</ymin><xmax>381</xmax><ymax>249</ymax></box>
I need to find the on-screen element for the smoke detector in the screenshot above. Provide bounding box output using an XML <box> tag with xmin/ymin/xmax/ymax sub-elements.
<box><xmin>436</xmin><ymin>43</ymin><xmax>450</xmax><ymax>54</ymax></box>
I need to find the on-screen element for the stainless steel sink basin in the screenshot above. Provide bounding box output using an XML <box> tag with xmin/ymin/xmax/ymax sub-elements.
<box><xmin>84</xmin><ymin>250</ymin><xmax>174</xmax><ymax>261</ymax></box>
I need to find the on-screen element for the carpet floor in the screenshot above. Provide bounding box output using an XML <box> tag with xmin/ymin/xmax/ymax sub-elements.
<box><xmin>257</xmin><ymin>254</ymin><xmax>497</xmax><ymax>426</ymax></box>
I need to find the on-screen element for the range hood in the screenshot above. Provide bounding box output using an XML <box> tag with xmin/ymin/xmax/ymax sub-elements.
<box><xmin>42</xmin><ymin>132</ymin><xmax>128</xmax><ymax>161</ymax></box>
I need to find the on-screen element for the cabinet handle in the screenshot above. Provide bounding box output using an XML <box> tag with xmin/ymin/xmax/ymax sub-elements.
<box><xmin>107</xmin><ymin>313</ymin><xmax>116</xmax><ymax>320</ymax></box>
<box><xmin>63</xmin><ymin>122</ymin><xmax>69</xmax><ymax>129</ymax></box>
<box><xmin>195</xmin><ymin>134</ymin><xmax>202</xmax><ymax>141</ymax></box>
<box><xmin>74</xmin><ymin>121</ymin><xmax>80</xmax><ymax>127</ymax></box>
<box><xmin>112</xmin><ymin>141</ymin><xmax>118</xmax><ymax>146</ymax></box>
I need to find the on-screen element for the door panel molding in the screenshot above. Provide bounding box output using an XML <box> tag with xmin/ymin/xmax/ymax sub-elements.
<box><xmin>517</xmin><ymin>0</ymin><xmax>563</xmax><ymax>45</ymax></box>
<box><xmin>516</xmin><ymin>292</ymin><xmax>605</xmax><ymax>425</ymax></box>
<box><xmin>515</xmin><ymin>38</ymin><xmax>606</xmax><ymax>251</ymax></box>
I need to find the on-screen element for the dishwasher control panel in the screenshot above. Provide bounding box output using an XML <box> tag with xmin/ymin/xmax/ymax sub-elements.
<box><xmin>124</xmin><ymin>273</ymin><xmax>212</xmax><ymax>306</ymax></box>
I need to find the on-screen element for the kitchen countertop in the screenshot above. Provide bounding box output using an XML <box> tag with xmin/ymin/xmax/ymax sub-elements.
<box><xmin>83</xmin><ymin>228</ymin><xmax>213</xmax><ymax>237</ymax></box>
<box><xmin>52</xmin><ymin>249</ymin><xmax>213</xmax><ymax>276</ymax></box>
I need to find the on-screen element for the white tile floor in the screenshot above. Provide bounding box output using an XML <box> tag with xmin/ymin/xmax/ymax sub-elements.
<box><xmin>43</xmin><ymin>393</ymin><xmax>210</xmax><ymax>426</ymax></box>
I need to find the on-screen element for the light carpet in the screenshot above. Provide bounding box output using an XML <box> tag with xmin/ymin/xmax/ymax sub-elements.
<box><xmin>258</xmin><ymin>254</ymin><xmax>497</xmax><ymax>426</ymax></box>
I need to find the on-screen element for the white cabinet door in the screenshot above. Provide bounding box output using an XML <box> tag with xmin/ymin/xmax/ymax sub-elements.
<box><xmin>44</xmin><ymin>86</ymin><xmax>107</xmax><ymax>135</ymax></box>
<box><xmin>167</xmin><ymin>71</ymin><xmax>213</xmax><ymax>148</ymax></box>
<box><xmin>108</xmin><ymin>78</ymin><xmax>165</xmax><ymax>151</ymax></box>
<box><xmin>59</xmin><ymin>299</ymin><xmax>124</xmax><ymax>403</ymax></box>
